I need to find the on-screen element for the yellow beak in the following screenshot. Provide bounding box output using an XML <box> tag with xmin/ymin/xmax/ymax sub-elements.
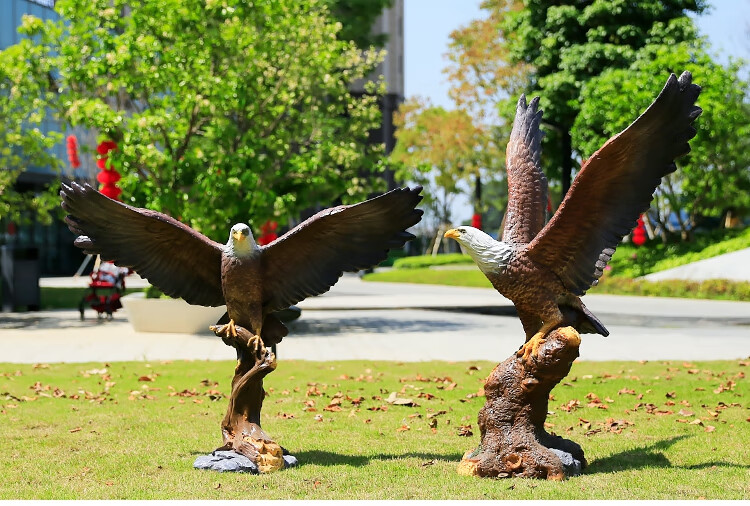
<box><xmin>444</xmin><ymin>229</ymin><xmax>460</xmax><ymax>240</ymax></box>
<box><xmin>233</xmin><ymin>231</ymin><xmax>246</xmax><ymax>242</ymax></box>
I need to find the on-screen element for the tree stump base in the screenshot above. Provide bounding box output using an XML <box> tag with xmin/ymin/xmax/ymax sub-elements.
<box><xmin>193</xmin><ymin>322</ymin><xmax>297</xmax><ymax>474</ymax></box>
<box><xmin>458</xmin><ymin>326</ymin><xmax>586</xmax><ymax>480</ymax></box>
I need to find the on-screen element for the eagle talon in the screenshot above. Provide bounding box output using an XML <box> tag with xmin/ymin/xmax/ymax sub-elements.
<box><xmin>517</xmin><ymin>332</ymin><xmax>546</xmax><ymax>365</ymax></box>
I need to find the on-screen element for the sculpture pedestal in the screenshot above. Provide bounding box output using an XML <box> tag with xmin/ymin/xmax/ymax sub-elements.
<box><xmin>194</xmin><ymin>323</ymin><xmax>296</xmax><ymax>473</ymax></box>
<box><xmin>458</xmin><ymin>326</ymin><xmax>586</xmax><ymax>480</ymax></box>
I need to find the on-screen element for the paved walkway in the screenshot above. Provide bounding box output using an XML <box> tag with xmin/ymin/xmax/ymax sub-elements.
<box><xmin>643</xmin><ymin>247</ymin><xmax>750</xmax><ymax>282</ymax></box>
<box><xmin>2</xmin><ymin>275</ymin><xmax>748</xmax><ymax>364</ymax></box>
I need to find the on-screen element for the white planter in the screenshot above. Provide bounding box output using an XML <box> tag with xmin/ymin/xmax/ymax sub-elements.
<box><xmin>121</xmin><ymin>292</ymin><xmax>226</xmax><ymax>334</ymax></box>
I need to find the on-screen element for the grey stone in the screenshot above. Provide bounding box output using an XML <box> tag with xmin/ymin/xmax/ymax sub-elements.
<box><xmin>193</xmin><ymin>450</ymin><xmax>259</xmax><ymax>473</ymax></box>
<box><xmin>549</xmin><ymin>448</ymin><xmax>582</xmax><ymax>477</ymax></box>
<box><xmin>193</xmin><ymin>449</ymin><xmax>299</xmax><ymax>473</ymax></box>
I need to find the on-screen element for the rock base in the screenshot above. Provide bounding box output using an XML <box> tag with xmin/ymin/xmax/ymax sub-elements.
<box><xmin>194</xmin><ymin>449</ymin><xmax>298</xmax><ymax>474</ymax></box>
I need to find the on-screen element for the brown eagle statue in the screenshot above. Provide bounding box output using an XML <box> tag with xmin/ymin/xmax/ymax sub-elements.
<box><xmin>445</xmin><ymin>71</ymin><xmax>702</xmax><ymax>363</ymax></box>
<box><xmin>61</xmin><ymin>183</ymin><xmax>423</xmax><ymax>349</ymax></box>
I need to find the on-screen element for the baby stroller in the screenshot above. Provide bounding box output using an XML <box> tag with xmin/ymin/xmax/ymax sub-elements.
<box><xmin>79</xmin><ymin>261</ymin><xmax>131</xmax><ymax>320</ymax></box>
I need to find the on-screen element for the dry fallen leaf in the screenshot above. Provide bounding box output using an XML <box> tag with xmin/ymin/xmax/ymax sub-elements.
<box><xmin>457</xmin><ymin>424</ymin><xmax>473</xmax><ymax>437</ymax></box>
<box><xmin>704</xmin><ymin>425</ymin><xmax>716</xmax><ymax>433</ymax></box>
<box><xmin>396</xmin><ymin>424</ymin><xmax>410</xmax><ymax>432</ymax></box>
<box><xmin>69</xmin><ymin>427</ymin><xmax>82</xmax><ymax>433</ymax></box>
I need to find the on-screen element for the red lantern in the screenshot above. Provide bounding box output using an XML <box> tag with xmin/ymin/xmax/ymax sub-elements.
<box><xmin>66</xmin><ymin>135</ymin><xmax>80</xmax><ymax>168</ymax></box>
<box><xmin>96</xmin><ymin>140</ymin><xmax>121</xmax><ymax>201</ymax></box>
<box><xmin>471</xmin><ymin>213</ymin><xmax>482</xmax><ymax>230</ymax></box>
<box><xmin>632</xmin><ymin>214</ymin><xmax>647</xmax><ymax>247</ymax></box>
<box><xmin>257</xmin><ymin>220</ymin><xmax>279</xmax><ymax>246</ymax></box>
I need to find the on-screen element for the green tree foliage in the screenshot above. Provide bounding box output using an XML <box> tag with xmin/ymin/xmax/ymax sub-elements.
<box><xmin>0</xmin><ymin>30</ymin><xmax>63</xmax><ymax>224</ymax></box>
<box><xmin>501</xmin><ymin>0</ymin><xmax>708</xmax><ymax>197</ymax></box>
<box><xmin>15</xmin><ymin>0</ymin><xmax>386</xmax><ymax>240</ymax></box>
<box><xmin>324</xmin><ymin>0</ymin><xmax>394</xmax><ymax>48</ymax></box>
<box><xmin>574</xmin><ymin>36</ymin><xmax>750</xmax><ymax>236</ymax></box>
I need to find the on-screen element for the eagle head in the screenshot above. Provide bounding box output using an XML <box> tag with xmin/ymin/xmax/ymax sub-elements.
<box><xmin>227</xmin><ymin>223</ymin><xmax>258</xmax><ymax>257</ymax></box>
<box><xmin>444</xmin><ymin>226</ymin><xmax>514</xmax><ymax>274</ymax></box>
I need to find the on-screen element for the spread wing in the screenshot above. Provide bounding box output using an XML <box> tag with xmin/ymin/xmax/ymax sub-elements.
<box><xmin>259</xmin><ymin>186</ymin><xmax>423</xmax><ymax>313</ymax></box>
<box><xmin>61</xmin><ymin>182</ymin><xmax>225</xmax><ymax>306</ymax></box>
<box><xmin>526</xmin><ymin>71</ymin><xmax>702</xmax><ymax>295</ymax></box>
<box><xmin>501</xmin><ymin>95</ymin><xmax>548</xmax><ymax>245</ymax></box>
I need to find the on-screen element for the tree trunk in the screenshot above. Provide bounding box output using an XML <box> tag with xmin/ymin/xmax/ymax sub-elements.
<box><xmin>458</xmin><ymin>326</ymin><xmax>586</xmax><ymax>480</ymax></box>
<box><xmin>194</xmin><ymin>323</ymin><xmax>295</xmax><ymax>473</ymax></box>
<box><xmin>561</xmin><ymin>130</ymin><xmax>572</xmax><ymax>197</ymax></box>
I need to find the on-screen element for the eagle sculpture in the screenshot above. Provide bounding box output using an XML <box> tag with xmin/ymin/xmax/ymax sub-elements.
<box><xmin>445</xmin><ymin>71</ymin><xmax>702</xmax><ymax>362</ymax></box>
<box><xmin>61</xmin><ymin>183</ymin><xmax>423</xmax><ymax>348</ymax></box>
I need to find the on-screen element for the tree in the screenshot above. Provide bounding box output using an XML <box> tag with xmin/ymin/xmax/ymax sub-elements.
<box><xmin>574</xmin><ymin>34</ymin><xmax>750</xmax><ymax>239</ymax></box>
<box><xmin>0</xmin><ymin>36</ymin><xmax>64</xmax><ymax>225</ymax></box>
<box><xmin>392</xmin><ymin>0</ymin><xmax>524</xmax><ymax>238</ymax></box>
<box><xmin>324</xmin><ymin>0</ymin><xmax>394</xmax><ymax>49</ymax></box>
<box><xmin>16</xmin><ymin>0</ymin><xmax>386</xmax><ymax>240</ymax></box>
<box><xmin>501</xmin><ymin>0</ymin><xmax>708</xmax><ymax>198</ymax></box>
<box><xmin>391</xmin><ymin>98</ymin><xmax>490</xmax><ymax>229</ymax></box>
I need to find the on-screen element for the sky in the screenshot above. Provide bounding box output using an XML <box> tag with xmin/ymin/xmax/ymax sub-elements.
<box><xmin>402</xmin><ymin>0</ymin><xmax>750</xmax><ymax>224</ymax></box>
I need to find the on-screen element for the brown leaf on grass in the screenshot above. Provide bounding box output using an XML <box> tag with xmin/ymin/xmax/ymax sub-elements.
<box><xmin>366</xmin><ymin>405</ymin><xmax>388</xmax><ymax>412</ymax></box>
<box><xmin>421</xmin><ymin>459</ymin><xmax>435</xmax><ymax>467</ymax></box>
<box><xmin>302</xmin><ymin>400</ymin><xmax>316</xmax><ymax>412</ymax></box>
<box><xmin>313</xmin><ymin>414</ymin><xmax>324</xmax><ymax>422</ymax></box>
<box><xmin>738</xmin><ymin>360</ymin><xmax>749</xmax><ymax>367</ymax></box>
<box><xmin>105</xmin><ymin>481</ymin><xmax>114</xmax><ymax>487</ymax></box>
<box><xmin>689</xmin><ymin>419</ymin><xmax>704</xmax><ymax>426</ymax></box>
<box><xmin>578</xmin><ymin>418</ymin><xmax>591</xmax><ymax>431</ymax></box>
<box><xmin>138</xmin><ymin>375</ymin><xmax>155</xmax><ymax>382</ymax></box>
<box><xmin>277</xmin><ymin>412</ymin><xmax>295</xmax><ymax>419</ymax></box>
<box><xmin>603</xmin><ymin>418</ymin><xmax>634</xmax><ymax>434</ymax></box>
<box><xmin>439</xmin><ymin>382</ymin><xmax>457</xmax><ymax>391</ymax></box>
<box><xmin>429</xmin><ymin>418</ymin><xmax>438</xmax><ymax>429</ymax></box>
<box><xmin>69</xmin><ymin>427</ymin><xmax>82</xmax><ymax>433</ymax></box>
<box><xmin>364</xmin><ymin>419</ymin><xmax>372</xmax><ymax>424</ymax></box>
<box><xmin>713</xmin><ymin>380</ymin><xmax>736</xmax><ymax>394</ymax></box>
<box><xmin>417</xmin><ymin>392</ymin><xmax>436</xmax><ymax>400</ymax></box>
<box><xmin>559</xmin><ymin>399</ymin><xmax>581</xmax><ymax>412</ymax></box>
<box><xmin>678</xmin><ymin>409</ymin><xmax>694</xmax><ymax>417</ymax></box>
<box><xmin>396</xmin><ymin>424</ymin><xmax>410</xmax><ymax>432</ymax></box>
<box><xmin>32</xmin><ymin>363</ymin><xmax>50</xmax><ymax>369</ymax></box>
<box><xmin>675</xmin><ymin>419</ymin><xmax>689</xmax><ymax>423</ymax></box>
<box><xmin>323</xmin><ymin>404</ymin><xmax>342</xmax><ymax>412</ymax></box>
<box><xmin>386</xmin><ymin>392</ymin><xmax>418</xmax><ymax>406</ymax></box>
<box><xmin>704</xmin><ymin>425</ymin><xmax>716</xmax><ymax>433</ymax></box>
<box><xmin>214</xmin><ymin>483</ymin><xmax>221</xmax><ymax>490</ymax></box>
<box><xmin>665</xmin><ymin>391</ymin><xmax>676</xmax><ymax>398</ymax></box>
<box><xmin>200</xmin><ymin>379</ymin><xmax>218</xmax><ymax>387</ymax></box>
<box><xmin>695</xmin><ymin>387</ymin><xmax>705</xmax><ymax>391</ymax></box>
<box><xmin>618</xmin><ymin>388</ymin><xmax>636</xmax><ymax>395</ymax></box>
<box><xmin>426</xmin><ymin>410</ymin><xmax>447</xmax><ymax>419</ymax></box>
<box><xmin>306</xmin><ymin>386</ymin><xmax>322</xmax><ymax>397</ymax></box>
<box><xmin>457</xmin><ymin>424</ymin><xmax>473</xmax><ymax>437</ymax></box>
<box><xmin>548</xmin><ymin>394</ymin><xmax>556</xmax><ymax>401</ymax></box>
<box><xmin>687</xmin><ymin>369</ymin><xmax>700</xmax><ymax>375</ymax></box>
<box><xmin>347</xmin><ymin>396</ymin><xmax>365</xmax><ymax>406</ymax></box>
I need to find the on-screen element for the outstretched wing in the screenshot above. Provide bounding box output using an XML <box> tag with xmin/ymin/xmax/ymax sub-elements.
<box><xmin>527</xmin><ymin>71</ymin><xmax>702</xmax><ymax>295</ymax></box>
<box><xmin>259</xmin><ymin>186</ymin><xmax>423</xmax><ymax>313</ymax></box>
<box><xmin>61</xmin><ymin>182</ymin><xmax>225</xmax><ymax>306</ymax></box>
<box><xmin>501</xmin><ymin>95</ymin><xmax>548</xmax><ymax>245</ymax></box>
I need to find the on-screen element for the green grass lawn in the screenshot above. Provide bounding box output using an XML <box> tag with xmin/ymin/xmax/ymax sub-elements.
<box><xmin>1</xmin><ymin>359</ymin><xmax>747</xmax><ymax>499</ymax></box>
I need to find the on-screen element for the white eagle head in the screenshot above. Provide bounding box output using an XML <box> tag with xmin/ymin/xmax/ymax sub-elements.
<box><xmin>227</xmin><ymin>223</ymin><xmax>258</xmax><ymax>257</ymax></box>
<box><xmin>444</xmin><ymin>226</ymin><xmax>513</xmax><ymax>274</ymax></box>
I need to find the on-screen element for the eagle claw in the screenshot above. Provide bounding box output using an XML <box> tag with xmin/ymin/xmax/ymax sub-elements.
<box><xmin>516</xmin><ymin>332</ymin><xmax>546</xmax><ymax>365</ymax></box>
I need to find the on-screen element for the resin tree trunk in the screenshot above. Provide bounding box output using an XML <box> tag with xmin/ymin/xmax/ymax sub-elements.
<box><xmin>458</xmin><ymin>326</ymin><xmax>586</xmax><ymax>480</ymax></box>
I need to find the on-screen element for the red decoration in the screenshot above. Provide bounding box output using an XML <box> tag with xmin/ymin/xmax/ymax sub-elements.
<box><xmin>66</xmin><ymin>135</ymin><xmax>80</xmax><ymax>168</ymax></box>
<box><xmin>632</xmin><ymin>214</ymin><xmax>647</xmax><ymax>247</ymax></box>
<box><xmin>471</xmin><ymin>213</ymin><xmax>482</xmax><ymax>230</ymax></box>
<box><xmin>96</xmin><ymin>140</ymin><xmax>121</xmax><ymax>200</ymax></box>
<box><xmin>257</xmin><ymin>221</ymin><xmax>279</xmax><ymax>246</ymax></box>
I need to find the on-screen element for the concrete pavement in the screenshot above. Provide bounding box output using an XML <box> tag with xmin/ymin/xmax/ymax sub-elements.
<box><xmin>643</xmin><ymin>247</ymin><xmax>750</xmax><ymax>282</ymax></box>
<box><xmin>1</xmin><ymin>275</ymin><xmax>748</xmax><ymax>364</ymax></box>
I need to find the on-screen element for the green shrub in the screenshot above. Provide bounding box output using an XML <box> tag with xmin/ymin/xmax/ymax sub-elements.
<box><xmin>591</xmin><ymin>275</ymin><xmax>750</xmax><ymax>301</ymax></box>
